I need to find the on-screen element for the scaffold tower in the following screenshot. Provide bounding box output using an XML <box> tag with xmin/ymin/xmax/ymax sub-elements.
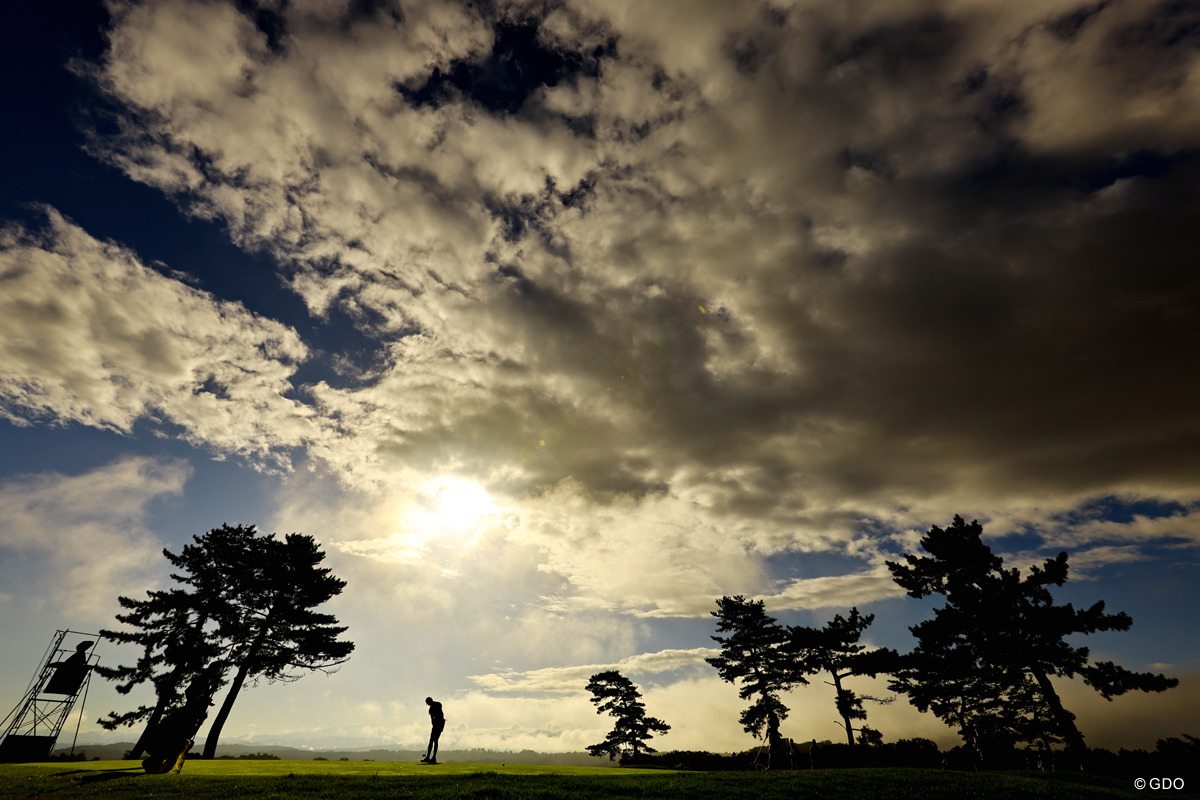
<box><xmin>0</xmin><ymin>630</ymin><xmax>101</xmax><ymax>762</ymax></box>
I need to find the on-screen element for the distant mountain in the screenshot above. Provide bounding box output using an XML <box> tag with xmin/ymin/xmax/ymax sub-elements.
<box><xmin>53</xmin><ymin>742</ymin><xmax>607</xmax><ymax>767</ymax></box>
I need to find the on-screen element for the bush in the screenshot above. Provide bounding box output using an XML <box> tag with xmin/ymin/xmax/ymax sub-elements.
<box><xmin>216</xmin><ymin>752</ymin><xmax>282</xmax><ymax>760</ymax></box>
<box><xmin>809</xmin><ymin>739</ymin><xmax>943</xmax><ymax>770</ymax></box>
<box><xmin>627</xmin><ymin>750</ymin><xmax>755</xmax><ymax>771</ymax></box>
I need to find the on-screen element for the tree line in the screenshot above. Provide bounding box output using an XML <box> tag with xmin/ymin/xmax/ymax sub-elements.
<box><xmin>98</xmin><ymin>516</ymin><xmax>1177</xmax><ymax>770</ymax></box>
<box><xmin>589</xmin><ymin>516</ymin><xmax>1178</xmax><ymax>769</ymax></box>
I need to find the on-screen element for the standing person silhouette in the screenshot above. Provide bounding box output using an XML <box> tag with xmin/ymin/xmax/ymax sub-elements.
<box><xmin>44</xmin><ymin>641</ymin><xmax>94</xmax><ymax>695</ymax></box>
<box><xmin>421</xmin><ymin>696</ymin><xmax>444</xmax><ymax>764</ymax></box>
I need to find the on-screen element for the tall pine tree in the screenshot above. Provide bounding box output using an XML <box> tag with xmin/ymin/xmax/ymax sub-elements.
<box><xmin>201</xmin><ymin>531</ymin><xmax>354</xmax><ymax>757</ymax></box>
<box><xmin>886</xmin><ymin>516</ymin><xmax>1176</xmax><ymax>765</ymax></box>
<box><xmin>95</xmin><ymin>585</ymin><xmax>225</xmax><ymax>757</ymax></box>
<box><xmin>789</xmin><ymin>608</ymin><xmax>894</xmax><ymax>746</ymax></box>
<box><xmin>585</xmin><ymin>671</ymin><xmax>670</xmax><ymax>762</ymax></box>
<box><xmin>97</xmin><ymin>524</ymin><xmax>354</xmax><ymax>758</ymax></box>
<box><xmin>707</xmin><ymin>595</ymin><xmax>805</xmax><ymax>739</ymax></box>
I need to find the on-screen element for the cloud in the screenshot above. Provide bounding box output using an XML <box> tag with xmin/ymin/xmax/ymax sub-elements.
<box><xmin>759</xmin><ymin>566</ymin><xmax>908</xmax><ymax>612</ymax></box>
<box><xmin>1004</xmin><ymin>1</ymin><xmax>1200</xmax><ymax>155</ymax></box>
<box><xmin>64</xmin><ymin>0</ymin><xmax>1200</xmax><ymax>618</ymax></box>
<box><xmin>0</xmin><ymin>208</ymin><xmax>315</xmax><ymax>469</ymax></box>
<box><xmin>1060</xmin><ymin>508</ymin><xmax>1200</xmax><ymax>548</ymax></box>
<box><xmin>0</xmin><ymin>456</ymin><xmax>188</xmax><ymax>621</ymax></box>
<box><xmin>510</xmin><ymin>479</ymin><xmax>770</xmax><ymax>617</ymax></box>
<box><xmin>468</xmin><ymin>647</ymin><xmax>718</xmax><ymax>694</ymax></box>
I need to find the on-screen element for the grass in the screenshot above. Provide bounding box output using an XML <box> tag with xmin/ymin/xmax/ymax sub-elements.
<box><xmin>0</xmin><ymin>760</ymin><xmax>1185</xmax><ymax>799</ymax></box>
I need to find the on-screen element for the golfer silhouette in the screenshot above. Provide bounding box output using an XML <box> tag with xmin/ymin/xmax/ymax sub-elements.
<box><xmin>421</xmin><ymin>696</ymin><xmax>444</xmax><ymax>764</ymax></box>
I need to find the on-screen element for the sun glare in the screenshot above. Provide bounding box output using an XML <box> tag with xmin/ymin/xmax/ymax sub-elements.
<box><xmin>429</xmin><ymin>478</ymin><xmax>496</xmax><ymax>536</ymax></box>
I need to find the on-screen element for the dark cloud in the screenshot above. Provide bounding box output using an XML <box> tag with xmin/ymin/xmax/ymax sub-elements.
<box><xmin>1045</xmin><ymin>1</ymin><xmax>1113</xmax><ymax>41</ymax></box>
<box><xmin>398</xmin><ymin>18</ymin><xmax>615</xmax><ymax>115</ymax></box>
<box><xmin>1110</xmin><ymin>0</ymin><xmax>1200</xmax><ymax>50</ymax></box>
<box><xmin>825</xmin><ymin>12</ymin><xmax>962</xmax><ymax>79</ymax></box>
<box><xmin>37</xmin><ymin>0</ymin><xmax>1197</xmax><ymax>610</ymax></box>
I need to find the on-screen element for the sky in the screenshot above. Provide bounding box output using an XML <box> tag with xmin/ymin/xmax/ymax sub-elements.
<box><xmin>1</xmin><ymin>0</ymin><xmax>1199</xmax><ymax>756</ymax></box>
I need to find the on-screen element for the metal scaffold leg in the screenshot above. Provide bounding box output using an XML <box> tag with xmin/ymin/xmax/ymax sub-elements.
<box><xmin>0</xmin><ymin>630</ymin><xmax>102</xmax><ymax>763</ymax></box>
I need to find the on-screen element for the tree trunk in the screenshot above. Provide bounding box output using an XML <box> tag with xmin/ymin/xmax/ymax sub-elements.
<box><xmin>139</xmin><ymin>612</ymin><xmax>213</xmax><ymax>759</ymax></box>
<box><xmin>831</xmin><ymin>672</ymin><xmax>856</xmax><ymax>746</ymax></box>
<box><xmin>1031</xmin><ymin>669</ymin><xmax>1087</xmax><ymax>768</ymax></box>
<box><xmin>129</xmin><ymin>696</ymin><xmax>169</xmax><ymax>759</ymax></box>
<box><xmin>201</xmin><ymin>628</ymin><xmax>268</xmax><ymax>759</ymax></box>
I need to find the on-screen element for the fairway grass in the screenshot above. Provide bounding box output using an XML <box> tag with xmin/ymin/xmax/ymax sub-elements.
<box><xmin>0</xmin><ymin>759</ymin><xmax>1183</xmax><ymax>799</ymax></box>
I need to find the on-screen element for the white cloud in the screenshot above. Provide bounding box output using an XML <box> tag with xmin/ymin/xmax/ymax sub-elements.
<box><xmin>468</xmin><ymin>647</ymin><xmax>718</xmax><ymax>694</ymax></box>
<box><xmin>0</xmin><ymin>456</ymin><xmax>187</xmax><ymax>622</ymax></box>
<box><xmin>1063</xmin><ymin>510</ymin><xmax>1200</xmax><ymax>547</ymax></box>
<box><xmin>0</xmin><ymin>209</ymin><xmax>315</xmax><ymax>469</ymax></box>
<box><xmin>760</xmin><ymin>566</ymin><xmax>907</xmax><ymax>612</ymax></box>
<box><xmin>511</xmin><ymin>479</ymin><xmax>768</xmax><ymax>617</ymax></box>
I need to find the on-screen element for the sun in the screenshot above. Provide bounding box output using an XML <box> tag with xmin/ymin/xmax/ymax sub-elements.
<box><xmin>429</xmin><ymin>478</ymin><xmax>496</xmax><ymax>536</ymax></box>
